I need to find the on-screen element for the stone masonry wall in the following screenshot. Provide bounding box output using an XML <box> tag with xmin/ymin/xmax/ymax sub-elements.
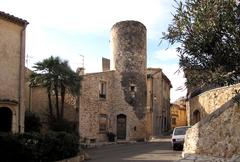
<box><xmin>183</xmin><ymin>98</ymin><xmax>240</xmax><ymax>158</ymax></box>
<box><xmin>79</xmin><ymin>71</ymin><xmax>114</xmax><ymax>141</ymax></box>
<box><xmin>188</xmin><ymin>83</ymin><xmax>240</xmax><ymax>125</ymax></box>
<box><xmin>111</xmin><ymin>21</ymin><xmax>147</xmax><ymax>119</ymax></box>
<box><xmin>79</xmin><ymin>71</ymin><xmax>146</xmax><ymax>141</ymax></box>
<box><xmin>111</xmin><ymin>71</ymin><xmax>146</xmax><ymax>140</ymax></box>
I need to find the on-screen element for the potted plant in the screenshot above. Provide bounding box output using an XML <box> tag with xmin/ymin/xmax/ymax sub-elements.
<box><xmin>107</xmin><ymin>132</ymin><xmax>116</xmax><ymax>142</ymax></box>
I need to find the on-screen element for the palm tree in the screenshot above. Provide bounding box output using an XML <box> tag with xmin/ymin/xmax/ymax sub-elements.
<box><xmin>30</xmin><ymin>56</ymin><xmax>81</xmax><ymax>119</ymax></box>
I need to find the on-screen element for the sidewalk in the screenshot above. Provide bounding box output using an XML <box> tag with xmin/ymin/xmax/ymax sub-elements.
<box><xmin>176</xmin><ymin>154</ymin><xmax>240</xmax><ymax>162</ymax></box>
<box><xmin>148</xmin><ymin>135</ymin><xmax>172</xmax><ymax>142</ymax></box>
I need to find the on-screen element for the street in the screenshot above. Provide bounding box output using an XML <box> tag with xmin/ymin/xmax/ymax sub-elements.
<box><xmin>85</xmin><ymin>138</ymin><xmax>182</xmax><ymax>162</ymax></box>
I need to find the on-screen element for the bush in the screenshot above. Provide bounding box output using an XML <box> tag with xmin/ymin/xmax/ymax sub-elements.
<box><xmin>25</xmin><ymin>111</ymin><xmax>42</xmax><ymax>133</ymax></box>
<box><xmin>107</xmin><ymin>132</ymin><xmax>116</xmax><ymax>142</ymax></box>
<box><xmin>38</xmin><ymin>131</ymin><xmax>79</xmax><ymax>161</ymax></box>
<box><xmin>0</xmin><ymin>132</ymin><xmax>79</xmax><ymax>162</ymax></box>
<box><xmin>48</xmin><ymin>117</ymin><xmax>77</xmax><ymax>134</ymax></box>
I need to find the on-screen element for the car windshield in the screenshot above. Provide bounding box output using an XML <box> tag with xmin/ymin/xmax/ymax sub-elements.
<box><xmin>174</xmin><ymin>127</ymin><xmax>189</xmax><ymax>135</ymax></box>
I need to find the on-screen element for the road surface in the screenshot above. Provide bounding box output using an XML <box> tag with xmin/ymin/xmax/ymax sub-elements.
<box><xmin>85</xmin><ymin>138</ymin><xmax>182</xmax><ymax>162</ymax></box>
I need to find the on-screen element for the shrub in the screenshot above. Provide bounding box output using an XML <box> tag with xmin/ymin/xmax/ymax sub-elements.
<box><xmin>38</xmin><ymin>131</ymin><xmax>79</xmax><ymax>161</ymax></box>
<box><xmin>107</xmin><ymin>132</ymin><xmax>116</xmax><ymax>142</ymax></box>
<box><xmin>0</xmin><ymin>132</ymin><xmax>79</xmax><ymax>162</ymax></box>
<box><xmin>25</xmin><ymin>111</ymin><xmax>42</xmax><ymax>133</ymax></box>
<box><xmin>48</xmin><ymin>117</ymin><xmax>77</xmax><ymax>134</ymax></box>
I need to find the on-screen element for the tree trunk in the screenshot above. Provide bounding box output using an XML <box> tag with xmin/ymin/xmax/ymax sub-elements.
<box><xmin>54</xmin><ymin>81</ymin><xmax>60</xmax><ymax>118</ymax></box>
<box><xmin>75</xmin><ymin>94</ymin><xmax>80</xmax><ymax>137</ymax></box>
<box><xmin>60</xmin><ymin>83</ymin><xmax>65</xmax><ymax>119</ymax></box>
<box><xmin>47</xmin><ymin>89</ymin><xmax>53</xmax><ymax>117</ymax></box>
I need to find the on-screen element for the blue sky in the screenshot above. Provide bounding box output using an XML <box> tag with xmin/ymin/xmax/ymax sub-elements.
<box><xmin>1</xmin><ymin>0</ymin><xmax>186</xmax><ymax>102</ymax></box>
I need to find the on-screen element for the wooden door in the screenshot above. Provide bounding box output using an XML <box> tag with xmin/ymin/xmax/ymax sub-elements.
<box><xmin>117</xmin><ymin>114</ymin><xmax>126</xmax><ymax>139</ymax></box>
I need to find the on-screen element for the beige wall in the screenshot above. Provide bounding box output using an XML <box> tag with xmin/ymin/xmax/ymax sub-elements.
<box><xmin>170</xmin><ymin>104</ymin><xmax>187</xmax><ymax>129</ymax></box>
<box><xmin>187</xmin><ymin>83</ymin><xmax>240</xmax><ymax>125</ymax></box>
<box><xmin>146</xmin><ymin>69</ymin><xmax>163</xmax><ymax>137</ymax></box>
<box><xmin>146</xmin><ymin>68</ymin><xmax>171</xmax><ymax>138</ymax></box>
<box><xmin>25</xmin><ymin>83</ymin><xmax>78</xmax><ymax>124</ymax></box>
<box><xmin>0</xmin><ymin>18</ymin><xmax>26</xmax><ymax>133</ymax></box>
<box><xmin>0</xmin><ymin>19</ymin><xmax>22</xmax><ymax>100</ymax></box>
<box><xmin>162</xmin><ymin>76</ymin><xmax>171</xmax><ymax>131</ymax></box>
<box><xmin>183</xmin><ymin>100</ymin><xmax>240</xmax><ymax>158</ymax></box>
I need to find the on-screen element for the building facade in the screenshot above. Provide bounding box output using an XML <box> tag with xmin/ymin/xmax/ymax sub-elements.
<box><xmin>170</xmin><ymin>102</ymin><xmax>187</xmax><ymax>129</ymax></box>
<box><xmin>146</xmin><ymin>68</ymin><xmax>172</xmax><ymax>138</ymax></box>
<box><xmin>0</xmin><ymin>11</ymin><xmax>28</xmax><ymax>133</ymax></box>
<box><xmin>24</xmin><ymin>20</ymin><xmax>171</xmax><ymax>141</ymax></box>
<box><xmin>79</xmin><ymin>21</ymin><xmax>172</xmax><ymax>142</ymax></box>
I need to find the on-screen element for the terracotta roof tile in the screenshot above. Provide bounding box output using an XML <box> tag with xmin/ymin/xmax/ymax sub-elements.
<box><xmin>0</xmin><ymin>11</ymin><xmax>29</xmax><ymax>26</ymax></box>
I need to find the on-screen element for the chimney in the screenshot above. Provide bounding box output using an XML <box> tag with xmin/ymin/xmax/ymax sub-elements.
<box><xmin>76</xmin><ymin>67</ymin><xmax>85</xmax><ymax>76</ymax></box>
<box><xmin>102</xmin><ymin>57</ymin><xmax>110</xmax><ymax>72</ymax></box>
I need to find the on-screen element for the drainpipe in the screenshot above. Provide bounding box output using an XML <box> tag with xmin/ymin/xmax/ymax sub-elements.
<box><xmin>18</xmin><ymin>24</ymin><xmax>27</xmax><ymax>133</ymax></box>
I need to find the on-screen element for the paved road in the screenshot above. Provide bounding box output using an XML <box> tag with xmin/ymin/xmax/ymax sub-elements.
<box><xmin>85</xmin><ymin>138</ymin><xmax>182</xmax><ymax>162</ymax></box>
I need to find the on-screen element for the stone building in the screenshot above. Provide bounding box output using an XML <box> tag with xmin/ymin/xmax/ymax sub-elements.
<box><xmin>0</xmin><ymin>11</ymin><xmax>28</xmax><ymax>133</ymax></box>
<box><xmin>146</xmin><ymin>68</ymin><xmax>172</xmax><ymax>138</ymax></box>
<box><xmin>79</xmin><ymin>21</ymin><xmax>172</xmax><ymax>142</ymax></box>
<box><xmin>170</xmin><ymin>98</ymin><xmax>187</xmax><ymax>129</ymax></box>
<box><xmin>24</xmin><ymin>20</ymin><xmax>171</xmax><ymax>141</ymax></box>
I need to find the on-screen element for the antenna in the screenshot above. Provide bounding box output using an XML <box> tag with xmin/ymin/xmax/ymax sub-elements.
<box><xmin>26</xmin><ymin>54</ymin><xmax>33</xmax><ymax>68</ymax></box>
<box><xmin>79</xmin><ymin>54</ymin><xmax>84</xmax><ymax>68</ymax></box>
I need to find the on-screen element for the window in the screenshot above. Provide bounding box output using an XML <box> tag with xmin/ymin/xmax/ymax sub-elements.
<box><xmin>99</xmin><ymin>81</ymin><xmax>107</xmax><ymax>99</ymax></box>
<box><xmin>99</xmin><ymin>114</ymin><xmax>108</xmax><ymax>132</ymax></box>
<box><xmin>129</xmin><ymin>83</ymin><xmax>137</xmax><ymax>92</ymax></box>
<box><xmin>172</xmin><ymin>118</ymin><xmax>176</xmax><ymax>125</ymax></box>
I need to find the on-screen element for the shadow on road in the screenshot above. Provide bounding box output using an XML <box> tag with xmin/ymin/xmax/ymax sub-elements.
<box><xmin>85</xmin><ymin>140</ymin><xmax>182</xmax><ymax>162</ymax></box>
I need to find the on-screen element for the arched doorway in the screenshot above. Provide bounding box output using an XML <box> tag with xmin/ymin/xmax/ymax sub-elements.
<box><xmin>0</xmin><ymin>107</ymin><xmax>12</xmax><ymax>132</ymax></box>
<box><xmin>193</xmin><ymin>110</ymin><xmax>201</xmax><ymax>124</ymax></box>
<box><xmin>117</xmin><ymin>114</ymin><xmax>126</xmax><ymax>140</ymax></box>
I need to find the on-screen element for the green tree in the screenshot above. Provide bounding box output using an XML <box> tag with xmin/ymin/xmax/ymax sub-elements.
<box><xmin>30</xmin><ymin>56</ymin><xmax>81</xmax><ymax>119</ymax></box>
<box><xmin>162</xmin><ymin>0</ymin><xmax>240</xmax><ymax>89</ymax></box>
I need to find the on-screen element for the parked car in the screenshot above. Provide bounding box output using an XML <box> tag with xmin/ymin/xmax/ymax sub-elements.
<box><xmin>171</xmin><ymin>126</ymin><xmax>191</xmax><ymax>150</ymax></box>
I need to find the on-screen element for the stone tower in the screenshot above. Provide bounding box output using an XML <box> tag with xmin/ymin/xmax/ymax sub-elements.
<box><xmin>111</xmin><ymin>20</ymin><xmax>147</xmax><ymax>119</ymax></box>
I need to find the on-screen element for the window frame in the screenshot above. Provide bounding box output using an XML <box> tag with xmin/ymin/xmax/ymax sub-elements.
<box><xmin>99</xmin><ymin>114</ymin><xmax>108</xmax><ymax>133</ymax></box>
<box><xmin>99</xmin><ymin>81</ymin><xmax>107</xmax><ymax>99</ymax></box>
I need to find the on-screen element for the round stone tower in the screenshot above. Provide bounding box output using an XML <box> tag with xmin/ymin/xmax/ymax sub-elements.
<box><xmin>111</xmin><ymin>20</ymin><xmax>147</xmax><ymax>119</ymax></box>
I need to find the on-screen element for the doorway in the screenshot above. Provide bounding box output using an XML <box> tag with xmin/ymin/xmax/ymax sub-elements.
<box><xmin>117</xmin><ymin>114</ymin><xmax>126</xmax><ymax>140</ymax></box>
<box><xmin>193</xmin><ymin>109</ymin><xmax>201</xmax><ymax>124</ymax></box>
<box><xmin>0</xmin><ymin>107</ymin><xmax>12</xmax><ymax>132</ymax></box>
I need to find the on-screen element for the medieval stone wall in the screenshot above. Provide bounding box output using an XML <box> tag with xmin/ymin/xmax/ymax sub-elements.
<box><xmin>111</xmin><ymin>71</ymin><xmax>146</xmax><ymax>141</ymax></box>
<box><xmin>79</xmin><ymin>71</ymin><xmax>115</xmax><ymax>141</ymax></box>
<box><xmin>187</xmin><ymin>83</ymin><xmax>240</xmax><ymax>125</ymax></box>
<box><xmin>111</xmin><ymin>21</ymin><xmax>147</xmax><ymax>119</ymax></box>
<box><xmin>79</xmin><ymin>71</ymin><xmax>146</xmax><ymax>141</ymax></box>
<box><xmin>183</xmin><ymin>99</ymin><xmax>240</xmax><ymax>158</ymax></box>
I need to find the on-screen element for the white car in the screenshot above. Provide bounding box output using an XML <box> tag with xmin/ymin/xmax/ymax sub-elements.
<box><xmin>171</xmin><ymin>126</ymin><xmax>191</xmax><ymax>150</ymax></box>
